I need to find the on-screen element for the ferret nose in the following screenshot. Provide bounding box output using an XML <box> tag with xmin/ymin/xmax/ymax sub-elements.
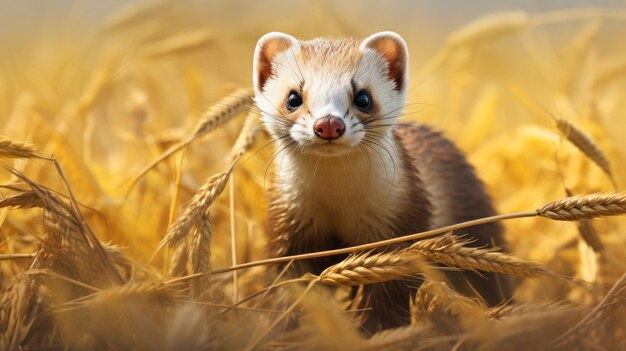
<box><xmin>313</xmin><ymin>116</ymin><xmax>345</xmax><ymax>140</ymax></box>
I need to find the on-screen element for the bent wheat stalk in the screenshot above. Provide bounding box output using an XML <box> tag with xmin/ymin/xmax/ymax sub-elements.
<box><xmin>206</xmin><ymin>193</ymin><xmax>626</xmax><ymax>276</ymax></box>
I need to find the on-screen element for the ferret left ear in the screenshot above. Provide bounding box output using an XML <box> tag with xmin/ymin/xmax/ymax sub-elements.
<box><xmin>360</xmin><ymin>32</ymin><xmax>409</xmax><ymax>92</ymax></box>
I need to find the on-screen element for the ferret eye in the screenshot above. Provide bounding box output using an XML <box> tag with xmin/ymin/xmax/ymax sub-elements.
<box><xmin>354</xmin><ymin>90</ymin><xmax>371</xmax><ymax>111</ymax></box>
<box><xmin>286</xmin><ymin>91</ymin><xmax>303</xmax><ymax>111</ymax></box>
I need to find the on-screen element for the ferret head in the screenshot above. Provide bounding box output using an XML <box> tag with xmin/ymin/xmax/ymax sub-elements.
<box><xmin>253</xmin><ymin>32</ymin><xmax>408</xmax><ymax>157</ymax></box>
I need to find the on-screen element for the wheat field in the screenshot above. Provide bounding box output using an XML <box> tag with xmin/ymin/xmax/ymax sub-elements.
<box><xmin>1</xmin><ymin>1</ymin><xmax>626</xmax><ymax>350</ymax></box>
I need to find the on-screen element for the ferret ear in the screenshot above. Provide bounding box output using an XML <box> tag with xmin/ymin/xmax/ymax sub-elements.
<box><xmin>360</xmin><ymin>32</ymin><xmax>409</xmax><ymax>92</ymax></box>
<box><xmin>253</xmin><ymin>32</ymin><xmax>299</xmax><ymax>92</ymax></box>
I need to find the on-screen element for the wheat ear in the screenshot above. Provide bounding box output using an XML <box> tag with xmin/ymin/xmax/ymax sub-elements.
<box><xmin>317</xmin><ymin>251</ymin><xmax>425</xmax><ymax>287</ymax></box>
<box><xmin>556</xmin><ymin>118</ymin><xmax>616</xmax><ymax>187</ymax></box>
<box><xmin>410</xmin><ymin>234</ymin><xmax>555</xmax><ymax>278</ymax></box>
<box><xmin>536</xmin><ymin>193</ymin><xmax>626</xmax><ymax>220</ymax></box>
<box><xmin>0</xmin><ymin>191</ymin><xmax>44</xmax><ymax>209</ymax></box>
<box><xmin>0</xmin><ymin>137</ymin><xmax>44</xmax><ymax>160</ymax></box>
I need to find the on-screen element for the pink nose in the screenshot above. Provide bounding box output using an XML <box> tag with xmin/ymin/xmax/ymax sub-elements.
<box><xmin>313</xmin><ymin>116</ymin><xmax>345</xmax><ymax>140</ymax></box>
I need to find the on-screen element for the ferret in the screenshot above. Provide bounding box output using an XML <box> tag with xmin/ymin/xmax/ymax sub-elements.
<box><xmin>252</xmin><ymin>31</ymin><xmax>512</xmax><ymax>333</ymax></box>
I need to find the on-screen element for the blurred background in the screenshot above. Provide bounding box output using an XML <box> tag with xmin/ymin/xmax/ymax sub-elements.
<box><xmin>2</xmin><ymin>0</ymin><xmax>626</xmax><ymax>301</ymax></box>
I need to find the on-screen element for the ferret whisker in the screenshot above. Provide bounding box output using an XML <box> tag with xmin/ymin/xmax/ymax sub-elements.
<box><xmin>365</xmin><ymin>122</ymin><xmax>425</xmax><ymax>130</ymax></box>
<box><xmin>365</xmin><ymin>132</ymin><xmax>398</xmax><ymax>185</ymax></box>
<box><xmin>257</xmin><ymin>90</ymin><xmax>295</xmax><ymax>122</ymax></box>
<box><xmin>399</xmin><ymin>101</ymin><xmax>453</xmax><ymax>111</ymax></box>
<box><xmin>263</xmin><ymin>139</ymin><xmax>297</xmax><ymax>191</ymax></box>
<box><xmin>361</xmin><ymin>138</ymin><xmax>389</xmax><ymax>178</ymax></box>
<box><xmin>357</xmin><ymin>144</ymin><xmax>372</xmax><ymax>178</ymax></box>
<box><xmin>288</xmin><ymin>47</ymin><xmax>306</xmax><ymax>85</ymax></box>
<box><xmin>240</xmin><ymin>134</ymin><xmax>291</xmax><ymax>167</ymax></box>
<box><xmin>354</xmin><ymin>111</ymin><xmax>393</xmax><ymax>129</ymax></box>
<box><xmin>358</xmin><ymin>104</ymin><xmax>387</xmax><ymax>126</ymax></box>
<box><xmin>312</xmin><ymin>154</ymin><xmax>322</xmax><ymax>181</ymax></box>
<box><xmin>361</xmin><ymin>112</ymin><xmax>419</xmax><ymax>126</ymax></box>
<box><xmin>339</xmin><ymin>154</ymin><xmax>348</xmax><ymax>177</ymax></box>
<box><xmin>363</xmin><ymin>135</ymin><xmax>397</xmax><ymax>183</ymax></box>
<box><xmin>278</xmin><ymin>144</ymin><xmax>292</xmax><ymax>179</ymax></box>
<box><xmin>357</xmin><ymin>103</ymin><xmax>413</xmax><ymax>126</ymax></box>
<box><xmin>363</xmin><ymin>111</ymin><xmax>421</xmax><ymax>125</ymax></box>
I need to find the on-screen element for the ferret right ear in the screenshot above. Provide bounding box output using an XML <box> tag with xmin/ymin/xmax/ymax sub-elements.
<box><xmin>253</xmin><ymin>32</ymin><xmax>299</xmax><ymax>92</ymax></box>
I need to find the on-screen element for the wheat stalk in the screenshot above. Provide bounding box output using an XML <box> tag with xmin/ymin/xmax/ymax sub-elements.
<box><xmin>126</xmin><ymin>88</ymin><xmax>254</xmax><ymax>196</ymax></box>
<box><xmin>486</xmin><ymin>301</ymin><xmax>582</xmax><ymax>320</ymax></box>
<box><xmin>476</xmin><ymin>304</ymin><xmax>583</xmax><ymax>350</ymax></box>
<box><xmin>155</xmin><ymin>114</ymin><xmax>262</xmax><ymax>298</ymax></box>
<box><xmin>555</xmin><ymin>118</ymin><xmax>615</xmax><ymax>185</ymax></box>
<box><xmin>536</xmin><ymin>193</ymin><xmax>626</xmax><ymax>220</ymax></box>
<box><xmin>559</xmin><ymin>20</ymin><xmax>602</xmax><ymax>95</ymax></box>
<box><xmin>553</xmin><ymin>273</ymin><xmax>626</xmax><ymax>346</ymax></box>
<box><xmin>0</xmin><ymin>253</ymin><xmax>35</xmax><ymax>261</ymax></box>
<box><xmin>577</xmin><ymin>219</ymin><xmax>604</xmax><ymax>253</ymax></box>
<box><xmin>593</xmin><ymin>54</ymin><xmax>626</xmax><ymax>90</ymax></box>
<box><xmin>141</xmin><ymin>30</ymin><xmax>213</xmax><ymax>58</ymax></box>
<box><xmin>92</xmin><ymin>281</ymin><xmax>173</xmax><ymax>306</ymax></box>
<box><xmin>446</xmin><ymin>10</ymin><xmax>528</xmax><ymax>48</ymax></box>
<box><xmin>160</xmin><ymin>114</ymin><xmax>261</xmax><ymax>250</ymax></box>
<box><xmin>104</xmin><ymin>0</ymin><xmax>178</xmax><ymax>31</ymax></box>
<box><xmin>361</xmin><ymin>325</ymin><xmax>439</xmax><ymax>350</ymax></box>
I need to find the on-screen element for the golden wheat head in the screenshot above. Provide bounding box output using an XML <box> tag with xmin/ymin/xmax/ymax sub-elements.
<box><xmin>536</xmin><ymin>193</ymin><xmax>626</xmax><ymax>221</ymax></box>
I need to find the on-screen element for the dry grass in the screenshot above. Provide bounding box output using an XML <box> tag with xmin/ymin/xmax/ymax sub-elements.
<box><xmin>1</xmin><ymin>2</ymin><xmax>626</xmax><ymax>350</ymax></box>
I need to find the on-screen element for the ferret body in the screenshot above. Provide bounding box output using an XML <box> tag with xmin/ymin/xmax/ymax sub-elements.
<box><xmin>253</xmin><ymin>32</ymin><xmax>511</xmax><ymax>332</ymax></box>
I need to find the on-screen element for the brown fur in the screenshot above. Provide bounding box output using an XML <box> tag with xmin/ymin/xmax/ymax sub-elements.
<box><xmin>396</xmin><ymin>124</ymin><xmax>512</xmax><ymax>307</ymax></box>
